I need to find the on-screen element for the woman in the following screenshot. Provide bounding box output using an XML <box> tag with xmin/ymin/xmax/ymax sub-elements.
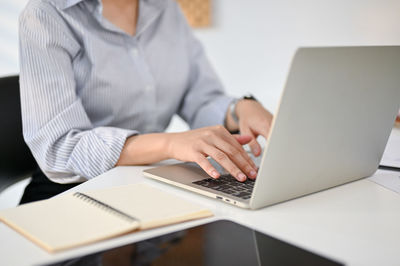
<box><xmin>19</xmin><ymin>0</ymin><xmax>273</xmax><ymax>203</ymax></box>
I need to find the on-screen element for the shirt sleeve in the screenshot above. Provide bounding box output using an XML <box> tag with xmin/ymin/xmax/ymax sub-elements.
<box><xmin>173</xmin><ymin>3</ymin><xmax>235</xmax><ymax>129</ymax></box>
<box><xmin>19</xmin><ymin>4</ymin><xmax>137</xmax><ymax>183</ymax></box>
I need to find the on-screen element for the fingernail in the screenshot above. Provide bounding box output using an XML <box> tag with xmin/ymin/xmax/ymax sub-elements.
<box><xmin>250</xmin><ymin>170</ymin><xmax>257</xmax><ymax>177</ymax></box>
<box><xmin>238</xmin><ymin>173</ymin><xmax>246</xmax><ymax>181</ymax></box>
<box><xmin>211</xmin><ymin>170</ymin><xmax>219</xmax><ymax>178</ymax></box>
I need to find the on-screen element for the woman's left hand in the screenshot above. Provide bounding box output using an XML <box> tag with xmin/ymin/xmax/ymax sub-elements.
<box><xmin>235</xmin><ymin>100</ymin><xmax>273</xmax><ymax>156</ymax></box>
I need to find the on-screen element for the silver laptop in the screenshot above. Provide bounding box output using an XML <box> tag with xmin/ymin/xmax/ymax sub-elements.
<box><xmin>144</xmin><ymin>46</ymin><xmax>400</xmax><ymax>209</ymax></box>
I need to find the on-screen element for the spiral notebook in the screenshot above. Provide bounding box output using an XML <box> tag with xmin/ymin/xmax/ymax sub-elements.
<box><xmin>0</xmin><ymin>183</ymin><xmax>212</xmax><ymax>253</ymax></box>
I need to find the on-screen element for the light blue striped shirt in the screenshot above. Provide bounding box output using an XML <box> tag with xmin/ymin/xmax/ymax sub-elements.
<box><xmin>19</xmin><ymin>0</ymin><xmax>233</xmax><ymax>183</ymax></box>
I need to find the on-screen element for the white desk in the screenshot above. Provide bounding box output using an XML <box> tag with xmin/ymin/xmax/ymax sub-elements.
<box><xmin>1</xmin><ymin>163</ymin><xmax>400</xmax><ymax>266</ymax></box>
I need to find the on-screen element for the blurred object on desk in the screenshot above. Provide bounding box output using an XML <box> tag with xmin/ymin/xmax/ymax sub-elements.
<box><xmin>368</xmin><ymin>170</ymin><xmax>400</xmax><ymax>195</ymax></box>
<box><xmin>176</xmin><ymin>0</ymin><xmax>211</xmax><ymax>28</ymax></box>
<box><xmin>395</xmin><ymin>109</ymin><xmax>400</xmax><ymax>128</ymax></box>
<box><xmin>381</xmin><ymin>127</ymin><xmax>400</xmax><ymax>168</ymax></box>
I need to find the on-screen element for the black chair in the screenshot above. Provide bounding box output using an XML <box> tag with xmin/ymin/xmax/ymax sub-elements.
<box><xmin>0</xmin><ymin>75</ymin><xmax>37</xmax><ymax>193</ymax></box>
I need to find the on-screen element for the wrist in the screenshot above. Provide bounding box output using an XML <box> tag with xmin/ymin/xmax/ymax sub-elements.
<box><xmin>236</xmin><ymin>99</ymin><xmax>248</xmax><ymax>120</ymax></box>
<box><xmin>235</xmin><ymin>99</ymin><xmax>255</xmax><ymax>120</ymax></box>
<box><xmin>164</xmin><ymin>132</ymin><xmax>178</xmax><ymax>159</ymax></box>
<box><xmin>231</xmin><ymin>94</ymin><xmax>258</xmax><ymax>124</ymax></box>
<box><xmin>117</xmin><ymin>133</ymin><xmax>174</xmax><ymax>166</ymax></box>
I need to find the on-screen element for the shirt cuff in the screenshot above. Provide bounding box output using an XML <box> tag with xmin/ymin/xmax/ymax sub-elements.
<box><xmin>191</xmin><ymin>95</ymin><xmax>235</xmax><ymax>129</ymax></box>
<box><xmin>47</xmin><ymin>127</ymin><xmax>138</xmax><ymax>183</ymax></box>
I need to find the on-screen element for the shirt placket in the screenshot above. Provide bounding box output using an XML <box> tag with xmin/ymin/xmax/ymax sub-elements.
<box><xmin>91</xmin><ymin>0</ymin><xmax>159</xmax><ymax>133</ymax></box>
<box><xmin>126</xmin><ymin>37</ymin><xmax>158</xmax><ymax>133</ymax></box>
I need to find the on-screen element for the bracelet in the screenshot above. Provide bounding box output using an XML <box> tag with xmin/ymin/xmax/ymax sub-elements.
<box><xmin>229</xmin><ymin>99</ymin><xmax>239</xmax><ymax>124</ymax></box>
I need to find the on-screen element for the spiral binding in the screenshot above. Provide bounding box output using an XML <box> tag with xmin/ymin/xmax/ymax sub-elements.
<box><xmin>73</xmin><ymin>192</ymin><xmax>139</xmax><ymax>223</ymax></box>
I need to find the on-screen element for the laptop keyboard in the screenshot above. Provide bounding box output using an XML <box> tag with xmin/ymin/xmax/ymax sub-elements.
<box><xmin>192</xmin><ymin>174</ymin><xmax>255</xmax><ymax>200</ymax></box>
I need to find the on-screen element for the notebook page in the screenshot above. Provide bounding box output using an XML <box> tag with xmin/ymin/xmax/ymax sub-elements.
<box><xmin>0</xmin><ymin>193</ymin><xmax>139</xmax><ymax>252</ymax></box>
<box><xmin>85</xmin><ymin>183</ymin><xmax>213</xmax><ymax>230</ymax></box>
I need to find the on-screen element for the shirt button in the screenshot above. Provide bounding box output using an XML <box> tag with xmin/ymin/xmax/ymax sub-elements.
<box><xmin>130</xmin><ymin>48</ymin><xmax>139</xmax><ymax>57</ymax></box>
<box><xmin>145</xmin><ymin>85</ymin><xmax>154</xmax><ymax>91</ymax></box>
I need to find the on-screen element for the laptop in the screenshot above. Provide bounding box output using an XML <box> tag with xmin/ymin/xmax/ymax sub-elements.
<box><xmin>144</xmin><ymin>46</ymin><xmax>400</xmax><ymax>209</ymax></box>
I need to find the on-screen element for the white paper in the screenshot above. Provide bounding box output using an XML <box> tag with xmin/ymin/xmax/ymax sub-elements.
<box><xmin>368</xmin><ymin>170</ymin><xmax>400</xmax><ymax>195</ymax></box>
<box><xmin>380</xmin><ymin>127</ymin><xmax>400</xmax><ymax>168</ymax></box>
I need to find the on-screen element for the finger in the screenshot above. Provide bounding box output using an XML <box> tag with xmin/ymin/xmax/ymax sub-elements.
<box><xmin>240</xmin><ymin>126</ymin><xmax>262</xmax><ymax>157</ymax></box>
<box><xmin>233</xmin><ymin>134</ymin><xmax>252</xmax><ymax>145</ymax></box>
<box><xmin>218</xmin><ymin>131</ymin><xmax>258</xmax><ymax>172</ymax></box>
<box><xmin>195</xmin><ymin>154</ymin><xmax>220</xmax><ymax>179</ymax></box>
<box><xmin>213</xmin><ymin>137</ymin><xmax>257</xmax><ymax>179</ymax></box>
<box><xmin>250</xmin><ymin>138</ymin><xmax>262</xmax><ymax>157</ymax></box>
<box><xmin>251</xmin><ymin>111</ymin><xmax>273</xmax><ymax>140</ymax></box>
<box><xmin>204</xmin><ymin>126</ymin><xmax>257</xmax><ymax>175</ymax></box>
<box><xmin>251</xmin><ymin>123</ymin><xmax>270</xmax><ymax>140</ymax></box>
<box><xmin>203</xmin><ymin>145</ymin><xmax>247</xmax><ymax>182</ymax></box>
<box><xmin>260</xmin><ymin>127</ymin><xmax>270</xmax><ymax>139</ymax></box>
<box><xmin>233</xmin><ymin>134</ymin><xmax>259</xmax><ymax>173</ymax></box>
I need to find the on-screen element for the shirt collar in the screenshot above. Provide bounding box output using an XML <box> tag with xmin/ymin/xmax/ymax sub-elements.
<box><xmin>136</xmin><ymin>0</ymin><xmax>167</xmax><ymax>36</ymax></box>
<box><xmin>51</xmin><ymin>0</ymin><xmax>167</xmax><ymax>37</ymax></box>
<box><xmin>51</xmin><ymin>0</ymin><xmax>167</xmax><ymax>13</ymax></box>
<box><xmin>50</xmin><ymin>0</ymin><xmax>85</xmax><ymax>10</ymax></box>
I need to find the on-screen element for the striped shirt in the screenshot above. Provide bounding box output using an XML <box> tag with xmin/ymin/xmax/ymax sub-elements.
<box><xmin>19</xmin><ymin>0</ymin><xmax>233</xmax><ymax>183</ymax></box>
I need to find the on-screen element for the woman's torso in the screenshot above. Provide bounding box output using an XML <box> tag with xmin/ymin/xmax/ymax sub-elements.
<box><xmin>56</xmin><ymin>0</ymin><xmax>191</xmax><ymax>132</ymax></box>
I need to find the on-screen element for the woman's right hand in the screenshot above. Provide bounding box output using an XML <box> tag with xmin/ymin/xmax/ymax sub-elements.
<box><xmin>166</xmin><ymin>125</ymin><xmax>258</xmax><ymax>182</ymax></box>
